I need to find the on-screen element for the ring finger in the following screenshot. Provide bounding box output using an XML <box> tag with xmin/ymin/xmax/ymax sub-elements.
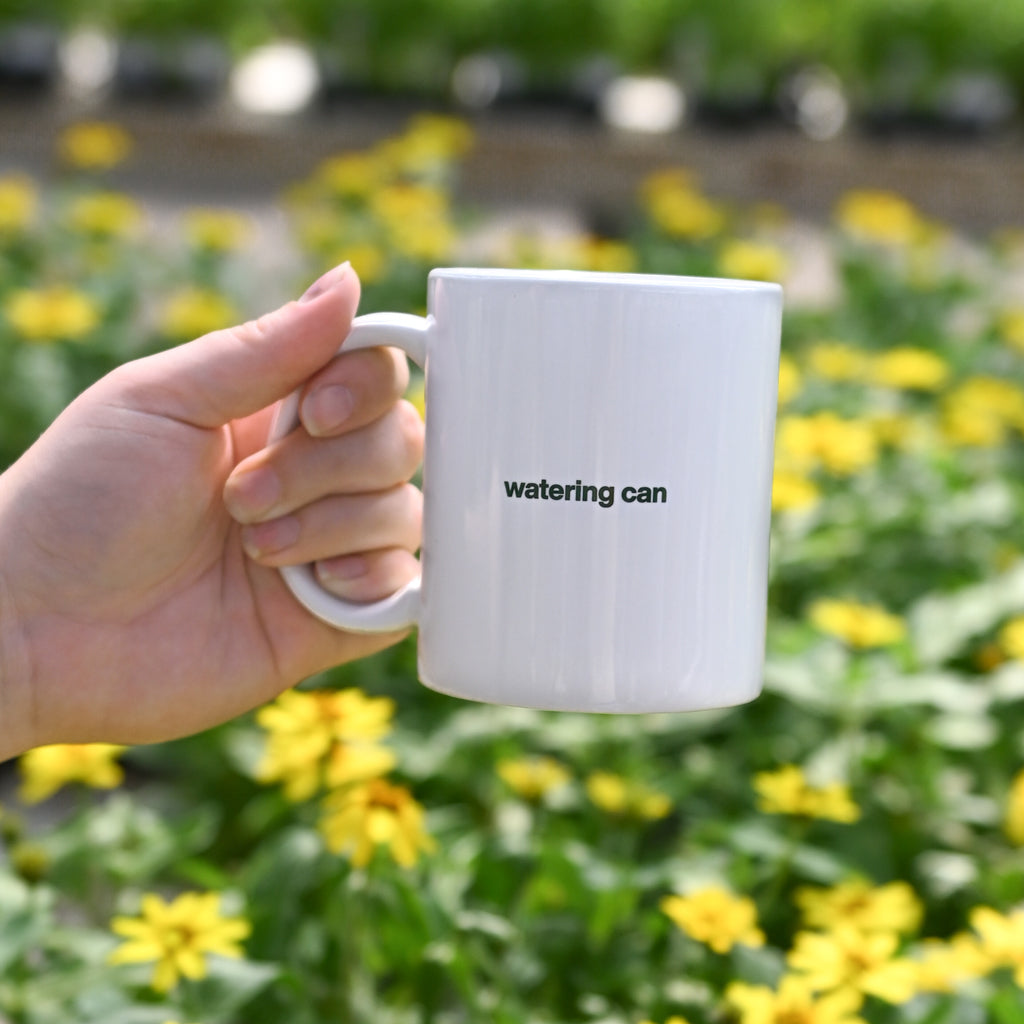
<box><xmin>240</xmin><ymin>483</ymin><xmax>422</xmax><ymax>567</ymax></box>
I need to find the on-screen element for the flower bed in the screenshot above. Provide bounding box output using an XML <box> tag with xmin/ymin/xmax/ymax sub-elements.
<box><xmin>3</xmin><ymin>117</ymin><xmax>1024</xmax><ymax>1024</ymax></box>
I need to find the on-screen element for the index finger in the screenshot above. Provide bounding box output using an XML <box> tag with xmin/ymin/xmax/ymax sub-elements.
<box><xmin>299</xmin><ymin>346</ymin><xmax>410</xmax><ymax>438</ymax></box>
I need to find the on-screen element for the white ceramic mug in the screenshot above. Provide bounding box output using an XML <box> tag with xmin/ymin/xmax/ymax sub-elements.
<box><xmin>270</xmin><ymin>268</ymin><xmax>782</xmax><ymax>713</ymax></box>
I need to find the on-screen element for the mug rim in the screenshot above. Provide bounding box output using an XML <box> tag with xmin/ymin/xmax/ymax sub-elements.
<box><xmin>429</xmin><ymin>266</ymin><xmax>783</xmax><ymax>296</ymax></box>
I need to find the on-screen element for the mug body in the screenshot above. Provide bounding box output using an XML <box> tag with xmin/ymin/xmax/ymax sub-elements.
<box><xmin>417</xmin><ymin>268</ymin><xmax>782</xmax><ymax>713</ymax></box>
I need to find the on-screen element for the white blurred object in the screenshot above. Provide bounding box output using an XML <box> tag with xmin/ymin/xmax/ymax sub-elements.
<box><xmin>938</xmin><ymin>71</ymin><xmax>1016</xmax><ymax>130</ymax></box>
<box><xmin>783</xmin><ymin>66</ymin><xmax>848</xmax><ymax>140</ymax></box>
<box><xmin>59</xmin><ymin>27</ymin><xmax>117</xmax><ymax>97</ymax></box>
<box><xmin>599</xmin><ymin>75</ymin><xmax>686</xmax><ymax>133</ymax></box>
<box><xmin>230</xmin><ymin>41</ymin><xmax>319</xmax><ymax>115</ymax></box>
<box><xmin>451</xmin><ymin>52</ymin><xmax>526</xmax><ymax>109</ymax></box>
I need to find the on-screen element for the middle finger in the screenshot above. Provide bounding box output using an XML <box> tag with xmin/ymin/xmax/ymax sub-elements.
<box><xmin>224</xmin><ymin>399</ymin><xmax>424</xmax><ymax>525</ymax></box>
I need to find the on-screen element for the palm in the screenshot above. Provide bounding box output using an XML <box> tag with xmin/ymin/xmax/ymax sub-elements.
<box><xmin>0</xmin><ymin>267</ymin><xmax>410</xmax><ymax>755</ymax></box>
<box><xmin>8</xmin><ymin>369</ymin><xmax>393</xmax><ymax>747</ymax></box>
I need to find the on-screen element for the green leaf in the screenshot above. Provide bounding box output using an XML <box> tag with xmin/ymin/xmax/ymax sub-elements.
<box><xmin>925</xmin><ymin>712</ymin><xmax>999</xmax><ymax>751</ymax></box>
<box><xmin>0</xmin><ymin>873</ymin><xmax>55</xmax><ymax>973</ymax></box>
<box><xmin>988</xmin><ymin>985</ymin><xmax>1024</xmax><ymax>1024</ymax></box>
<box><xmin>187</xmin><ymin>956</ymin><xmax>280</xmax><ymax>1021</ymax></box>
<box><xmin>910</xmin><ymin>561</ymin><xmax>1024</xmax><ymax>666</ymax></box>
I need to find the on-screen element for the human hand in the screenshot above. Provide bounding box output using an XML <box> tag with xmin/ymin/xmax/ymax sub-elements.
<box><xmin>0</xmin><ymin>263</ymin><xmax>423</xmax><ymax>759</ymax></box>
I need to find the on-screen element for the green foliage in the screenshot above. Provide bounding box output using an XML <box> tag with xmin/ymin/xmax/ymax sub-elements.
<box><xmin>4</xmin><ymin>120</ymin><xmax>1024</xmax><ymax>1023</ymax></box>
<box><xmin>5</xmin><ymin>0</ymin><xmax>1024</xmax><ymax>111</ymax></box>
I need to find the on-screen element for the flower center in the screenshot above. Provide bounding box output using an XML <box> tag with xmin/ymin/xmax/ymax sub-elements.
<box><xmin>164</xmin><ymin>925</ymin><xmax>195</xmax><ymax>951</ymax></box>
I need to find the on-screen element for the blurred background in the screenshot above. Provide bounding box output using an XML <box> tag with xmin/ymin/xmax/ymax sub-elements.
<box><xmin>3</xmin><ymin>0</ymin><xmax>1024</xmax><ymax>227</ymax></box>
<box><xmin>7</xmin><ymin>5</ymin><xmax>1024</xmax><ymax>1023</ymax></box>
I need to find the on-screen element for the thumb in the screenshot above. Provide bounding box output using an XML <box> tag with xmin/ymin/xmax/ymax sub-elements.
<box><xmin>130</xmin><ymin>262</ymin><xmax>360</xmax><ymax>428</ymax></box>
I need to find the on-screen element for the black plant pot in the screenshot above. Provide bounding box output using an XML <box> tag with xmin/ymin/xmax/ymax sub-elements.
<box><xmin>858</xmin><ymin>72</ymin><xmax>1017</xmax><ymax>141</ymax></box>
<box><xmin>112</xmin><ymin>34</ymin><xmax>229</xmax><ymax>104</ymax></box>
<box><xmin>0</xmin><ymin>22</ymin><xmax>59</xmax><ymax>95</ymax></box>
<box><xmin>692</xmin><ymin>92</ymin><xmax>778</xmax><ymax>131</ymax></box>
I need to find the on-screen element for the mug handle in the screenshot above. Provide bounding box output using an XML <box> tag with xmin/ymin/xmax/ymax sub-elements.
<box><xmin>267</xmin><ymin>311</ymin><xmax>431</xmax><ymax>632</ymax></box>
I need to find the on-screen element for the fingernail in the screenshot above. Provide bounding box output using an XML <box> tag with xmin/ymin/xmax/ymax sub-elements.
<box><xmin>223</xmin><ymin>465</ymin><xmax>281</xmax><ymax>523</ymax></box>
<box><xmin>299</xmin><ymin>260</ymin><xmax>350</xmax><ymax>304</ymax></box>
<box><xmin>318</xmin><ymin>554</ymin><xmax>368</xmax><ymax>582</ymax></box>
<box><xmin>317</xmin><ymin>555</ymin><xmax>369</xmax><ymax>596</ymax></box>
<box><xmin>302</xmin><ymin>384</ymin><xmax>355</xmax><ymax>437</ymax></box>
<box><xmin>241</xmin><ymin>516</ymin><xmax>300</xmax><ymax>558</ymax></box>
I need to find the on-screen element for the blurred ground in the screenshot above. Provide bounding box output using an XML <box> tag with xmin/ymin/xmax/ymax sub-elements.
<box><xmin>2</xmin><ymin>95</ymin><xmax>1024</xmax><ymax>309</ymax></box>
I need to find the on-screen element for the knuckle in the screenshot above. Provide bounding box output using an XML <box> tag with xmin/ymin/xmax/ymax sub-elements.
<box><xmin>396</xmin><ymin>483</ymin><xmax>424</xmax><ymax>537</ymax></box>
<box><xmin>387</xmin><ymin>346</ymin><xmax>411</xmax><ymax>393</ymax></box>
<box><xmin>353</xmin><ymin>346</ymin><xmax>407</xmax><ymax>400</ymax></box>
<box><xmin>391</xmin><ymin>400</ymin><xmax>425</xmax><ymax>468</ymax></box>
<box><xmin>306</xmin><ymin>352</ymin><xmax>345</xmax><ymax>389</ymax></box>
<box><xmin>235</xmin><ymin>311</ymin><xmax>277</xmax><ymax>345</ymax></box>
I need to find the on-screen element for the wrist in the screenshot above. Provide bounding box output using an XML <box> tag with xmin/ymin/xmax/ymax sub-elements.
<box><xmin>0</xmin><ymin>557</ymin><xmax>37</xmax><ymax>763</ymax></box>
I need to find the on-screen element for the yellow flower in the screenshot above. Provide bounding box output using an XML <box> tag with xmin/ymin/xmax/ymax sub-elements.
<box><xmin>999</xmin><ymin>616</ymin><xmax>1024</xmax><ymax>661</ymax></box>
<box><xmin>577</xmin><ymin>237</ymin><xmax>637</xmax><ymax>273</ymax></box>
<box><xmin>913</xmin><ymin>934</ymin><xmax>991</xmax><ymax>993</ymax></box>
<box><xmin>184</xmin><ymin>208</ymin><xmax>252</xmax><ymax>251</ymax></box>
<box><xmin>371</xmin><ymin>182</ymin><xmax>448</xmax><ymax>226</ymax></box>
<box><xmin>256</xmin><ymin>688</ymin><xmax>395</xmax><ymax>802</ymax></box>
<box><xmin>0</xmin><ymin>175</ymin><xmax>38</xmax><ymax>233</ymax></box>
<box><xmin>67</xmin><ymin>191</ymin><xmax>143</xmax><ymax>238</ymax></box>
<box><xmin>374</xmin><ymin>114</ymin><xmax>473</xmax><ymax>174</ymax></box>
<box><xmin>390</xmin><ymin>218</ymin><xmax>457</xmax><ymax>263</ymax></box>
<box><xmin>160</xmin><ymin>287</ymin><xmax>239</xmax><ymax>339</ymax></box>
<box><xmin>776</xmin><ymin>413</ymin><xmax>878</xmax><ymax>477</ymax></box>
<box><xmin>660</xmin><ymin>886</ymin><xmax>765</xmax><ymax>954</ymax></box>
<box><xmin>774</xmin><ymin>416</ymin><xmax>819</xmax><ymax>473</ymax></box>
<box><xmin>772</xmin><ymin>470</ymin><xmax>820</xmax><ymax>512</ymax></box>
<box><xmin>809</xmin><ymin>598</ymin><xmax>905</xmax><ymax>649</ymax></box>
<box><xmin>998</xmin><ymin>308</ymin><xmax>1024</xmax><ymax>354</ymax></box>
<box><xmin>1006</xmin><ymin>769</ymin><xmax>1024</xmax><ymax>845</ymax></box>
<box><xmin>405</xmin><ymin>113</ymin><xmax>475</xmax><ymax>159</ymax></box>
<box><xmin>718</xmin><ymin>240</ymin><xmax>788</xmax><ymax>282</ymax></box>
<box><xmin>808</xmin><ymin>342</ymin><xmax>870</xmax><ymax>382</ymax></box>
<box><xmin>59</xmin><ymin>121</ymin><xmax>133</xmax><ymax>171</ymax></box>
<box><xmin>754</xmin><ymin>765</ymin><xmax>860</xmax><ymax>823</ymax></box>
<box><xmin>814</xmin><ymin>414</ymin><xmax>878</xmax><ymax>474</ymax></box>
<box><xmin>497</xmin><ymin>756</ymin><xmax>571</xmax><ymax>801</ymax></box>
<box><xmin>639</xmin><ymin>1018</ymin><xmax>693</xmax><ymax>1024</ymax></box>
<box><xmin>969</xmin><ymin>906</ymin><xmax>1024</xmax><ymax>985</ymax></box>
<box><xmin>368</xmin><ymin>182</ymin><xmax>456</xmax><ymax>263</ymax></box>
<box><xmin>974</xmin><ymin>640</ymin><xmax>1007</xmax><ymax>673</ymax></box>
<box><xmin>319</xmin><ymin>778</ymin><xmax>435</xmax><ymax>868</ymax></box>
<box><xmin>941</xmin><ymin>404</ymin><xmax>1005</xmax><ymax>447</ymax></box>
<box><xmin>641</xmin><ymin>167</ymin><xmax>697</xmax><ymax>199</ymax></box>
<box><xmin>18</xmin><ymin>744</ymin><xmax>125</xmax><ymax>803</ymax></box>
<box><xmin>795</xmin><ymin>880</ymin><xmax>923</xmax><ymax>935</ymax></box>
<box><xmin>316</xmin><ymin>152</ymin><xmax>385</xmax><ymax>198</ymax></box>
<box><xmin>294</xmin><ymin>213</ymin><xmax>345</xmax><ymax>259</ymax></box>
<box><xmin>787</xmin><ymin>927</ymin><xmax>919</xmax><ymax>1006</ymax></box>
<box><xmin>870</xmin><ymin>348</ymin><xmax>950</xmax><ymax>391</ymax></box>
<box><xmin>868</xmin><ymin>412</ymin><xmax>927</xmax><ymax>451</ymax></box>
<box><xmin>941</xmin><ymin>376</ymin><xmax>1024</xmax><ymax>447</ymax></box>
<box><xmin>4</xmin><ymin>285</ymin><xmax>101</xmax><ymax>342</ymax></box>
<box><xmin>406</xmin><ymin>377</ymin><xmax>426</xmax><ymax>420</ymax></box>
<box><xmin>834</xmin><ymin>190</ymin><xmax>922</xmax><ymax>246</ymax></box>
<box><xmin>725</xmin><ymin>975</ymin><xmax>865</xmax><ymax>1024</ymax></box>
<box><xmin>344</xmin><ymin>242</ymin><xmax>389</xmax><ymax>285</ymax></box>
<box><xmin>109</xmin><ymin>892</ymin><xmax>250</xmax><ymax>993</ymax></box>
<box><xmin>585</xmin><ymin>771</ymin><xmax>671</xmax><ymax>820</ymax></box>
<box><xmin>777</xmin><ymin>354</ymin><xmax>802</xmax><ymax>406</ymax></box>
<box><xmin>641</xmin><ymin>169</ymin><xmax>725</xmax><ymax>240</ymax></box>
